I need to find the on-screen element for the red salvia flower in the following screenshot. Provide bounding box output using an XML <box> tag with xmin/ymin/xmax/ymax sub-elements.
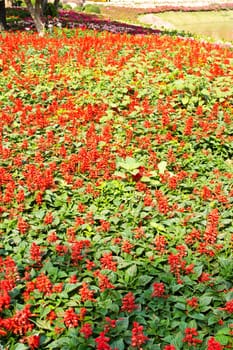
<box><xmin>121</xmin><ymin>292</ymin><xmax>138</xmax><ymax>312</ymax></box>
<box><xmin>104</xmin><ymin>317</ymin><xmax>117</xmax><ymax>333</ymax></box>
<box><xmin>207</xmin><ymin>337</ymin><xmax>223</xmax><ymax>350</ymax></box>
<box><xmin>35</xmin><ymin>273</ymin><xmax>52</xmax><ymax>295</ymax></box>
<box><xmin>100</xmin><ymin>252</ymin><xmax>117</xmax><ymax>271</ymax></box>
<box><xmin>198</xmin><ymin>272</ymin><xmax>211</xmax><ymax>283</ymax></box>
<box><xmin>29</xmin><ymin>242</ymin><xmax>42</xmax><ymax>264</ymax></box>
<box><xmin>26</xmin><ymin>335</ymin><xmax>40</xmax><ymax>349</ymax></box>
<box><xmin>79</xmin><ymin>282</ymin><xmax>96</xmax><ymax>302</ymax></box>
<box><xmin>121</xmin><ymin>240</ymin><xmax>134</xmax><ymax>254</ymax></box>
<box><xmin>80</xmin><ymin>323</ymin><xmax>93</xmax><ymax>338</ymax></box>
<box><xmin>152</xmin><ymin>282</ymin><xmax>165</xmax><ymax>297</ymax></box>
<box><xmin>95</xmin><ymin>331</ymin><xmax>111</xmax><ymax>350</ymax></box>
<box><xmin>187</xmin><ymin>297</ymin><xmax>199</xmax><ymax>308</ymax></box>
<box><xmin>47</xmin><ymin>231</ymin><xmax>58</xmax><ymax>243</ymax></box>
<box><xmin>46</xmin><ymin>310</ymin><xmax>57</xmax><ymax>323</ymax></box>
<box><xmin>71</xmin><ymin>239</ymin><xmax>91</xmax><ymax>264</ymax></box>
<box><xmin>64</xmin><ymin>308</ymin><xmax>79</xmax><ymax>328</ymax></box>
<box><xmin>155</xmin><ymin>190</ymin><xmax>170</xmax><ymax>215</ymax></box>
<box><xmin>203</xmin><ymin>208</ymin><xmax>220</xmax><ymax>244</ymax></box>
<box><xmin>94</xmin><ymin>271</ymin><xmax>115</xmax><ymax>292</ymax></box>
<box><xmin>99</xmin><ymin>220</ymin><xmax>111</xmax><ymax>232</ymax></box>
<box><xmin>182</xmin><ymin>328</ymin><xmax>202</xmax><ymax>346</ymax></box>
<box><xmin>0</xmin><ymin>290</ymin><xmax>11</xmax><ymax>312</ymax></box>
<box><xmin>223</xmin><ymin>300</ymin><xmax>233</xmax><ymax>313</ymax></box>
<box><xmin>86</xmin><ymin>259</ymin><xmax>96</xmax><ymax>271</ymax></box>
<box><xmin>2</xmin><ymin>304</ymin><xmax>34</xmax><ymax>335</ymax></box>
<box><xmin>154</xmin><ymin>235</ymin><xmax>167</xmax><ymax>253</ymax></box>
<box><xmin>17</xmin><ymin>217</ymin><xmax>29</xmax><ymax>234</ymax></box>
<box><xmin>43</xmin><ymin>212</ymin><xmax>53</xmax><ymax>225</ymax></box>
<box><xmin>131</xmin><ymin>322</ymin><xmax>148</xmax><ymax>348</ymax></box>
<box><xmin>184</xmin><ymin>116</ymin><xmax>194</xmax><ymax>136</ymax></box>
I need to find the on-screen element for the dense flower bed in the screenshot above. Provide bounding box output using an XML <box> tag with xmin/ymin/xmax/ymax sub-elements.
<box><xmin>6</xmin><ymin>2</ymin><xmax>233</xmax><ymax>34</ymax></box>
<box><xmin>0</xmin><ymin>28</ymin><xmax>233</xmax><ymax>350</ymax></box>
<box><xmin>6</xmin><ymin>8</ymin><xmax>162</xmax><ymax>34</ymax></box>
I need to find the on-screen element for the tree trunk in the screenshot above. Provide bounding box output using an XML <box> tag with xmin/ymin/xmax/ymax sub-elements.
<box><xmin>0</xmin><ymin>0</ymin><xmax>8</xmax><ymax>31</ymax></box>
<box><xmin>41</xmin><ymin>0</ymin><xmax>47</xmax><ymax>15</ymax></box>
<box><xmin>24</xmin><ymin>0</ymin><xmax>45</xmax><ymax>36</ymax></box>
<box><xmin>53</xmin><ymin>0</ymin><xmax>59</xmax><ymax>10</ymax></box>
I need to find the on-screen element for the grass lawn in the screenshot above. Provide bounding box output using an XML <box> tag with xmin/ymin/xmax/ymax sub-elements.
<box><xmin>98</xmin><ymin>6</ymin><xmax>233</xmax><ymax>40</ymax></box>
<box><xmin>153</xmin><ymin>10</ymin><xmax>233</xmax><ymax>40</ymax></box>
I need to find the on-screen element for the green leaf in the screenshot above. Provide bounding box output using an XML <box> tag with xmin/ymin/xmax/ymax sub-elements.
<box><xmin>48</xmin><ymin>337</ymin><xmax>71</xmax><ymax>348</ymax></box>
<box><xmin>14</xmin><ymin>345</ymin><xmax>28</xmax><ymax>350</ymax></box>
<box><xmin>78</xmin><ymin>345</ymin><xmax>88</xmax><ymax>350</ymax></box>
<box><xmin>199</xmin><ymin>296</ymin><xmax>212</xmax><ymax>306</ymax></box>
<box><xmin>110</xmin><ymin>339</ymin><xmax>125</xmax><ymax>350</ymax></box>
<box><xmin>116</xmin><ymin>317</ymin><xmax>129</xmax><ymax>332</ymax></box>
<box><xmin>215</xmin><ymin>335</ymin><xmax>230</xmax><ymax>345</ymax></box>
<box><xmin>216</xmin><ymin>328</ymin><xmax>230</xmax><ymax>335</ymax></box>
<box><xmin>158</xmin><ymin>161</ymin><xmax>167</xmax><ymax>174</ymax></box>
<box><xmin>117</xmin><ymin>157</ymin><xmax>142</xmax><ymax>171</ymax></box>
<box><xmin>190</xmin><ymin>313</ymin><xmax>205</xmax><ymax>320</ymax></box>
<box><xmin>181</xmin><ymin>96</ymin><xmax>189</xmax><ymax>105</ymax></box>
<box><xmin>150</xmin><ymin>222</ymin><xmax>166</xmax><ymax>231</ymax></box>
<box><xmin>34</xmin><ymin>319</ymin><xmax>53</xmax><ymax>331</ymax></box>
<box><xmin>138</xmin><ymin>275</ymin><xmax>153</xmax><ymax>286</ymax></box>
<box><xmin>175</xmin><ymin>303</ymin><xmax>186</xmax><ymax>310</ymax></box>
<box><xmin>173</xmin><ymin>332</ymin><xmax>184</xmax><ymax>349</ymax></box>
<box><xmin>208</xmin><ymin>315</ymin><xmax>219</xmax><ymax>325</ymax></box>
<box><xmin>125</xmin><ymin>264</ymin><xmax>137</xmax><ymax>278</ymax></box>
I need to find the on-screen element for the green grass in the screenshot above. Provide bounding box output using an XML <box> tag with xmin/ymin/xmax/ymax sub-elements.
<box><xmin>98</xmin><ymin>6</ymin><xmax>233</xmax><ymax>41</ymax></box>
<box><xmin>150</xmin><ymin>10</ymin><xmax>233</xmax><ymax>41</ymax></box>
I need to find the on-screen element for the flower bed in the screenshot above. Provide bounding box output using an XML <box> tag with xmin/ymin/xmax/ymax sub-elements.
<box><xmin>0</xmin><ymin>28</ymin><xmax>233</xmax><ymax>350</ymax></box>
<box><xmin>6</xmin><ymin>2</ymin><xmax>233</xmax><ymax>33</ymax></box>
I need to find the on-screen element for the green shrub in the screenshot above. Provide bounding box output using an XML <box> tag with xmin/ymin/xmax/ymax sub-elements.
<box><xmin>74</xmin><ymin>5</ymin><xmax>83</xmax><ymax>12</ymax></box>
<box><xmin>83</xmin><ymin>4</ymin><xmax>101</xmax><ymax>14</ymax></box>
<box><xmin>6</xmin><ymin>7</ymin><xmax>29</xmax><ymax>18</ymax></box>
<box><xmin>62</xmin><ymin>3</ymin><xmax>72</xmax><ymax>10</ymax></box>
<box><xmin>44</xmin><ymin>3</ymin><xmax>58</xmax><ymax>17</ymax></box>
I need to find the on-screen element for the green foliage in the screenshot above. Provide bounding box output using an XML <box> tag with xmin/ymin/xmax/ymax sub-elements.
<box><xmin>0</xmin><ymin>27</ymin><xmax>232</xmax><ymax>350</ymax></box>
<box><xmin>44</xmin><ymin>3</ymin><xmax>58</xmax><ymax>17</ymax></box>
<box><xmin>83</xmin><ymin>4</ymin><xmax>101</xmax><ymax>14</ymax></box>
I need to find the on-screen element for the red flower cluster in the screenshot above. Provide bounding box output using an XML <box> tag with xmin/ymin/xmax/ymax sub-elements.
<box><xmin>223</xmin><ymin>299</ymin><xmax>233</xmax><ymax>313</ymax></box>
<box><xmin>168</xmin><ymin>245</ymin><xmax>193</xmax><ymax>283</ymax></box>
<box><xmin>0</xmin><ymin>304</ymin><xmax>34</xmax><ymax>335</ymax></box>
<box><xmin>186</xmin><ymin>296</ymin><xmax>199</xmax><ymax>308</ymax></box>
<box><xmin>64</xmin><ymin>308</ymin><xmax>79</xmax><ymax>328</ymax></box>
<box><xmin>155</xmin><ymin>190</ymin><xmax>170</xmax><ymax>215</ymax></box>
<box><xmin>29</xmin><ymin>242</ymin><xmax>42</xmax><ymax>264</ymax></box>
<box><xmin>0</xmin><ymin>290</ymin><xmax>10</xmax><ymax>312</ymax></box>
<box><xmin>203</xmin><ymin>208</ymin><xmax>220</xmax><ymax>244</ymax></box>
<box><xmin>131</xmin><ymin>322</ymin><xmax>148</xmax><ymax>348</ymax></box>
<box><xmin>79</xmin><ymin>282</ymin><xmax>96</xmax><ymax>302</ymax></box>
<box><xmin>80</xmin><ymin>322</ymin><xmax>93</xmax><ymax>338</ymax></box>
<box><xmin>152</xmin><ymin>282</ymin><xmax>165</xmax><ymax>297</ymax></box>
<box><xmin>182</xmin><ymin>327</ymin><xmax>202</xmax><ymax>346</ymax></box>
<box><xmin>71</xmin><ymin>239</ymin><xmax>91</xmax><ymax>264</ymax></box>
<box><xmin>121</xmin><ymin>292</ymin><xmax>138</xmax><ymax>312</ymax></box>
<box><xmin>207</xmin><ymin>337</ymin><xmax>223</xmax><ymax>350</ymax></box>
<box><xmin>95</xmin><ymin>331</ymin><xmax>111</xmax><ymax>350</ymax></box>
<box><xmin>26</xmin><ymin>335</ymin><xmax>40</xmax><ymax>349</ymax></box>
<box><xmin>154</xmin><ymin>235</ymin><xmax>167</xmax><ymax>253</ymax></box>
<box><xmin>100</xmin><ymin>252</ymin><xmax>117</xmax><ymax>271</ymax></box>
